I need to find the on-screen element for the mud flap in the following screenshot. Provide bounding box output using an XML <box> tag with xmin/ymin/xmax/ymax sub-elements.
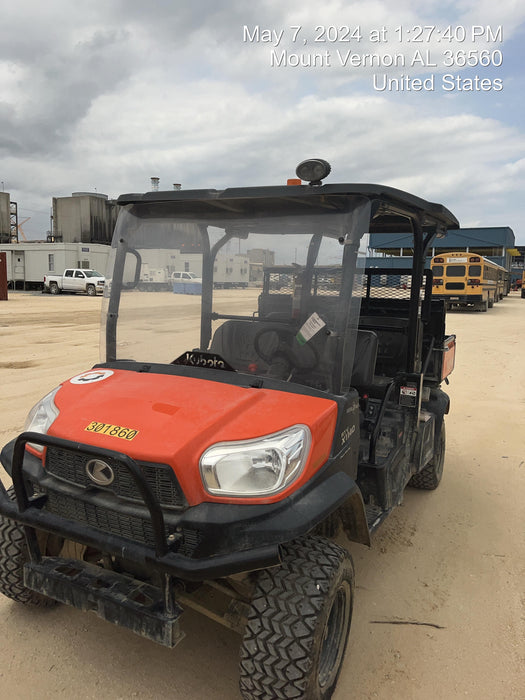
<box><xmin>23</xmin><ymin>557</ymin><xmax>185</xmax><ymax>648</ymax></box>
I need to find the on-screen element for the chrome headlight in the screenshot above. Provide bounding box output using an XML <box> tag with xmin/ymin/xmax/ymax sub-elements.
<box><xmin>24</xmin><ymin>387</ymin><xmax>61</xmax><ymax>452</ymax></box>
<box><xmin>200</xmin><ymin>425</ymin><xmax>311</xmax><ymax>497</ymax></box>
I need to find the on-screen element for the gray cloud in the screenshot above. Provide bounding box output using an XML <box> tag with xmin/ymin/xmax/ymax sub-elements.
<box><xmin>0</xmin><ymin>0</ymin><xmax>524</xmax><ymax>242</ymax></box>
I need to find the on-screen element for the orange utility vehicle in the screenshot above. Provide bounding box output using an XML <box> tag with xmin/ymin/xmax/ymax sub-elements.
<box><xmin>0</xmin><ymin>160</ymin><xmax>458</xmax><ymax>700</ymax></box>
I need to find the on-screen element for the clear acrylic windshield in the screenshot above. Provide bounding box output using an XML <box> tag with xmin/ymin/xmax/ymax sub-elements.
<box><xmin>101</xmin><ymin>198</ymin><xmax>369</xmax><ymax>394</ymax></box>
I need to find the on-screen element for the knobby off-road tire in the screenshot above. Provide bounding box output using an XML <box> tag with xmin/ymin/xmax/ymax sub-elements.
<box><xmin>0</xmin><ymin>487</ymin><xmax>57</xmax><ymax>607</ymax></box>
<box><xmin>409</xmin><ymin>423</ymin><xmax>446</xmax><ymax>490</ymax></box>
<box><xmin>239</xmin><ymin>536</ymin><xmax>354</xmax><ymax>700</ymax></box>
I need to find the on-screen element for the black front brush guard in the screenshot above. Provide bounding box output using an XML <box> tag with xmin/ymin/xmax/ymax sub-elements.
<box><xmin>0</xmin><ymin>432</ymin><xmax>282</xmax><ymax>581</ymax></box>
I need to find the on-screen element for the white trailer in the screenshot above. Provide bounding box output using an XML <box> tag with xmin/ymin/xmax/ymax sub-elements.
<box><xmin>213</xmin><ymin>253</ymin><xmax>249</xmax><ymax>288</ymax></box>
<box><xmin>0</xmin><ymin>242</ymin><xmax>110</xmax><ymax>290</ymax></box>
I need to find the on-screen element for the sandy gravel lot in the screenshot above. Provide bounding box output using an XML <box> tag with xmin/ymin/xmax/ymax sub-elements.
<box><xmin>0</xmin><ymin>290</ymin><xmax>523</xmax><ymax>699</ymax></box>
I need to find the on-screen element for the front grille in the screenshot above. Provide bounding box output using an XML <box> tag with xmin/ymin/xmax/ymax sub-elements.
<box><xmin>45</xmin><ymin>446</ymin><xmax>186</xmax><ymax>509</ymax></box>
<box><xmin>45</xmin><ymin>492</ymin><xmax>156</xmax><ymax>546</ymax></box>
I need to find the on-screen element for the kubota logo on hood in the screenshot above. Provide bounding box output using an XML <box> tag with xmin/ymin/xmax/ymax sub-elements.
<box><xmin>70</xmin><ymin>370</ymin><xmax>114</xmax><ymax>385</ymax></box>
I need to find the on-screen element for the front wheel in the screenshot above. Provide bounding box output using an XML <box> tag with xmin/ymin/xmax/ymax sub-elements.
<box><xmin>86</xmin><ymin>284</ymin><xmax>96</xmax><ymax>296</ymax></box>
<box><xmin>239</xmin><ymin>536</ymin><xmax>354</xmax><ymax>700</ymax></box>
<box><xmin>0</xmin><ymin>487</ymin><xmax>58</xmax><ymax>607</ymax></box>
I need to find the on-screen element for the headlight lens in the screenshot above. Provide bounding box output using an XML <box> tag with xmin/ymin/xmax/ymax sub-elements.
<box><xmin>24</xmin><ymin>387</ymin><xmax>61</xmax><ymax>452</ymax></box>
<box><xmin>200</xmin><ymin>425</ymin><xmax>311</xmax><ymax>497</ymax></box>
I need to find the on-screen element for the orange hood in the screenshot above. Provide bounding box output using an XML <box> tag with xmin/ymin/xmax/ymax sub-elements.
<box><xmin>49</xmin><ymin>368</ymin><xmax>338</xmax><ymax>505</ymax></box>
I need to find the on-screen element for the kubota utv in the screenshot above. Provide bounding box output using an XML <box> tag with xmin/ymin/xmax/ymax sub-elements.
<box><xmin>0</xmin><ymin>159</ymin><xmax>457</xmax><ymax>699</ymax></box>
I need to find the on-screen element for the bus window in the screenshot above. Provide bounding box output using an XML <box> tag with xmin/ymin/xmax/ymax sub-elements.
<box><xmin>469</xmin><ymin>265</ymin><xmax>481</xmax><ymax>276</ymax></box>
<box><xmin>432</xmin><ymin>265</ymin><xmax>444</xmax><ymax>277</ymax></box>
<box><xmin>447</xmin><ymin>265</ymin><xmax>465</xmax><ymax>277</ymax></box>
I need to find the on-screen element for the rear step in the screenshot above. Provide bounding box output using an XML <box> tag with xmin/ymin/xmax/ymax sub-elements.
<box><xmin>24</xmin><ymin>557</ymin><xmax>185</xmax><ymax>648</ymax></box>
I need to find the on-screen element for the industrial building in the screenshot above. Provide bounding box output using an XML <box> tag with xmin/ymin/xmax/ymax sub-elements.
<box><xmin>51</xmin><ymin>192</ymin><xmax>118</xmax><ymax>244</ymax></box>
<box><xmin>0</xmin><ymin>190</ymin><xmax>118</xmax><ymax>289</ymax></box>
<box><xmin>0</xmin><ymin>193</ymin><xmax>10</xmax><ymax>243</ymax></box>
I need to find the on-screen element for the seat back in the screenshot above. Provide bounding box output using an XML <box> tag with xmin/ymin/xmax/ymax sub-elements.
<box><xmin>359</xmin><ymin>316</ymin><xmax>409</xmax><ymax>377</ymax></box>
<box><xmin>349</xmin><ymin>329</ymin><xmax>378</xmax><ymax>388</ymax></box>
<box><xmin>210</xmin><ymin>320</ymin><xmax>272</xmax><ymax>373</ymax></box>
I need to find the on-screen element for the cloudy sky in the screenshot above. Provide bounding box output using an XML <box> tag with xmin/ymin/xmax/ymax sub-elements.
<box><xmin>1</xmin><ymin>0</ymin><xmax>524</xmax><ymax>243</ymax></box>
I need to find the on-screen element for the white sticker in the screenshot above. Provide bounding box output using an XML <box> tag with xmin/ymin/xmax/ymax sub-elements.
<box><xmin>447</xmin><ymin>257</ymin><xmax>467</xmax><ymax>263</ymax></box>
<box><xmin>400</xmin><ymin>385</ymin><xmax>417</xmax><ymax>397</ymax></box>
<box><xmin>296</xmin><ymin>312</ymin><xmax>326</xmax><ymax>346</ymax></box>
<box><xmin>70</xmin><ymin>369</ymin><xmax>114</xmax><ymax>385</ymax></box>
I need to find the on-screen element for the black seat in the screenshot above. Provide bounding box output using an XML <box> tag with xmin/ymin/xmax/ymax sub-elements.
<box><xmin>358</xmin><ymin>316</ymin><xmax>409</xmax><ymax>378</ymax></box>
<box><xmin>349</xmin><ymin>330</ymin><xmax>378</xmax><ymax>388</ymax></box>
<box><xmin>210</xmin><ymin>320</ymin><xmax>274</xmax><ymax>373</ymax></box>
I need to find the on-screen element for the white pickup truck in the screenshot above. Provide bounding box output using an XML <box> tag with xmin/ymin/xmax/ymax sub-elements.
<box><xmin>43</xmin><ymin>269</ymin><xmax>105</xmax><ymax>296</ymax></box>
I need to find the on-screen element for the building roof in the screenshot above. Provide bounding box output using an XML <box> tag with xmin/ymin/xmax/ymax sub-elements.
<box><xmin>370</xmin><ymin>226</ymin><xmax>515</xmax><ymax>251</ymax></box>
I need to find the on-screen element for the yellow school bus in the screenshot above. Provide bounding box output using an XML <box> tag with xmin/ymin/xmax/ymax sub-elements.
<box><xmin>496</xmin><ymin>266</ymin><xmax>510</xmax><ymax>300</ymax></box>
<box><xmin>431</xmin><ymin>252</ymin><xmax>507</xmax><ymax>311</ymax></box>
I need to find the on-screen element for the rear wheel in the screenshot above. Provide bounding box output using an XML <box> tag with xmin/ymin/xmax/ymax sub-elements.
<box><xmin>409</xmin><ymin>423</ymin><xmax>446</xmax><ymax>490</ymax></box>
<box><xmin>239</xmin><ymin>536</ymin><xmax>354</xmax><ymax>700</ymax></box>
<box><xmin>477</xmin><ymin>300</ymin><xmax>488</xmax><ymax>312</ymax></box>
<box><xmin>49</xmin><ymin>282</ymin><xmax>59</xmax><ymax>295</ymax></box>
<box><xmin>0</xmin><ymin>487</ymin><xmax>58</xmax><ymax>607</ymax></box>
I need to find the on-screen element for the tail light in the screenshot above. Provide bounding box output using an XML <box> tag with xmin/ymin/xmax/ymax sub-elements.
<box><xmin>468</xmin><ymin>278</ymin><xmax>480</xmax><ymax>285</ymax></box>
<box><xmin>434</xmin><ymin>257</ymin><xmax>444</xmax><ymax>263</ymax></box>
<box><xmin>469</xmin><ymin>256</ymin><xmax>480</xmax><ymax>263</ymax></box>
<box><xmin>433</xmin><ymin>279</ymin><xmax>443</xmax><ymax>286</ymax></box>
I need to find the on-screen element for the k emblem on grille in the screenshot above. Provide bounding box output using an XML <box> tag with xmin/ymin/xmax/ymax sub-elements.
<box><xmin>85</xmin><ymin>459</ymin><xmax>115</xmax><ymax>486</ymax></box>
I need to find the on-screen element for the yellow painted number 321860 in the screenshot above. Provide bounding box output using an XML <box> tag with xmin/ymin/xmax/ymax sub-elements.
<box><xmin>85</xmin><ymin>421</ymin><xmax>139</xmax><ymax>440</ymax></box>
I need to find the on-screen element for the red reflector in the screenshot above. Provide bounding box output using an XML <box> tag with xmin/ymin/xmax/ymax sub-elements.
<box><xmin>287</xmin><ymin>178</ymin><xmax>302</xmax><ymax>186</ymax></box>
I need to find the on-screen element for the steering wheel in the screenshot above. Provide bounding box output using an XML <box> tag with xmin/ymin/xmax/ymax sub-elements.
<box><xmin>254</xmin><ymin>326</ymin><xmax>319</xmax><ymax>376</ymax></box>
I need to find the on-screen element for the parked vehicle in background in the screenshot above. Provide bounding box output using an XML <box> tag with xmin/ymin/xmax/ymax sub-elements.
<box><xmin>171</xmin><ymin>270</ymin><xmax>202</xmax><ymax>295</ymax></box>
<box><xmin>43</xmin><ymin>269</ymin><xmax>105</xmax><ymax>296</ymax></box>
<box><xmin>431</xmin><ymin>251</ymin><xmax>507</xmax><ymax>311</ymax></box>
<box><xmin>171</xmin><ymin>271</ymin><xmax>202</xmax><ymax>284</ymax></box>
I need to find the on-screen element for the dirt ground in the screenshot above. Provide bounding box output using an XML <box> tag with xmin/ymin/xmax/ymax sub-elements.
<box><xmin>0</xmin><ymin>290</ymin><xmax>523</xmax><ymax>699</ymax></box>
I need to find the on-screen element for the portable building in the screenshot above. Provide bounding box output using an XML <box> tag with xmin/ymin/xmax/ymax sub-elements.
<box><xmin>0</xmin><ymin>242</ymin><xmax>110</xmax><ymax>290</ymax></box>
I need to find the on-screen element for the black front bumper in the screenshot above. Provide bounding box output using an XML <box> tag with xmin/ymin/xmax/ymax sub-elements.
<box><xmin>0</xmin><ymin>432</ymin><xmax>358</xmax><ymax>582</ymax></box>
